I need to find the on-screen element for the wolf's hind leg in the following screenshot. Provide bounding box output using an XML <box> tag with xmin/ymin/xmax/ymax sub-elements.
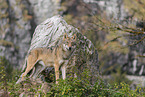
<box><xmin>29</xmin><ymin>67</ymin><xmax>35</xmax><ymax>78</ymax></box>
<box><xmin>32</xmin><ymin>61</ymin><xmax>46</xmax><ymax>79</ymax></box>
<box><xmin>22</xmin><ymin>57</ymin><xmax>39</xmax><ymax>81</ymax></box>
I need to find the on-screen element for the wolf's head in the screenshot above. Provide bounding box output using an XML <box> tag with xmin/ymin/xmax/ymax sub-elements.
<box><xmin>62</xmin><ymin>33</ymin><xmax>77</xmax><ymax>53</ymax></box>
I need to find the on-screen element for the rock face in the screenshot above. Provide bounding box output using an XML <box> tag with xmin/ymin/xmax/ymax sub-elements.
<box><xmin>29</xmin><ymin>0</ymin><xmax>61</xmax><ymax>24</ymax></box>
<box><xmin>83</xmin><ymin>0</ymin><xmax>126</xmax><ymax>19</ymax></box>
<box><xmin>0</xmin><ymin>0</ymin><xmax>33</xmax><ymax>67</ymax></box>
<box><xmin>0</xmin><ymin>0</ymin><xmax>144</xmax><ymax>79</ymax></box>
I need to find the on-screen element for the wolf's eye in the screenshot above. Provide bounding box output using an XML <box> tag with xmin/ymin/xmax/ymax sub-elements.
<box><xmin>66</xmin><ymin>41</ymin><xmax>69</xmax><ymax>44</ymax></box>
<box><xmin>71</xmin><ymin>42</ymin><xmax>76</xmax><ymax>45</ymax></box>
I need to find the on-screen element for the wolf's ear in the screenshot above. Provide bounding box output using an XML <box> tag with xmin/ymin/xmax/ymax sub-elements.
<box><xmin>63</xmin><ymin>33</ymin><xmax>68</xmax><ymax>40</ymax></box>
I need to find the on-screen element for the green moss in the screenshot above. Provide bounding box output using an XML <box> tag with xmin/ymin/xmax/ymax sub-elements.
<box><xmin>0</xmin><ymin>12</ymin><xmax>8</xmax><ymax>18</ymax></box>
<box><xmin>16</xmin><ymin>22</ymin><xmax>24</xmax><ymax>29</ymax></box>
<box><xmin>123</xmin><ymin>0</ymin><xmax>145</xmax><ymax>20</ymax></box>
<box><xmin>0</xmin><ymin>40</ymin><xmax>14</xmax><ymax>47</ymax></box>
<box><xmin>0</xmin><ymin>1</ymin><xmax>8</xmax><ymax>9</ymax></box>
<box><xmin>23</xmin><ymin>10</ymin><xmax>32</xmax><ymax>21</ymax></box>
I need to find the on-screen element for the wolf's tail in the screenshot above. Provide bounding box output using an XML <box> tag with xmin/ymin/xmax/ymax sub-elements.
<box><xmin>15</xmin><ymin>57</ymin><xmax>27</xmax><ymax>84</ymax></box>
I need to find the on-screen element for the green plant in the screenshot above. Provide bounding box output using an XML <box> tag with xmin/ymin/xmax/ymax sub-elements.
<box><xmin>0</xmin><ymin>61</ymin><xmax>144</xmax><ymax>97</ymax></box>
<box><xmin>107</xmin><ymin>66</ymin><xmax>132</xmax><ymax>86</ymax></box>
<box><xmin>41</xmin><ymin>68</ymin><xmax>145</xmax><ymax>97</ymax></box>
<box><xmin>0</xmin><ymin>56</ymin><xmax>21</xmax><ymax>96</ymax></box>
<box><xmin>0</xmin><ymin>57</ymin><xmax>11</xmax><ymax>96</ymax></box>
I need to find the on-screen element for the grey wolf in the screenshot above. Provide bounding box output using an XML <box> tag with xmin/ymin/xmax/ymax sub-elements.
<box><xmin>16</xmin><ymin>33</ymin><xmax>76</xmax><ymax>84</ymax></box>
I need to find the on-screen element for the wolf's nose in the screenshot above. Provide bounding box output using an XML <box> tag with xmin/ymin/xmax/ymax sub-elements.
<box><xmin>69</xmin><ymin>47</ymin><xmax>71</xmax><ymax>50</ymax></box>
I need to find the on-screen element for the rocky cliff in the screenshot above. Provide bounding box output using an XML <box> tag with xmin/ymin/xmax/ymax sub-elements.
<box><xmin>0</xmin><ymin>0</ymin><xmax>33</xmax><ymax>67</ymax></box>
<box><xmin>0</xmin><ymin>0</ymin><xmax>144</xmax><ymax>77</ymax></box>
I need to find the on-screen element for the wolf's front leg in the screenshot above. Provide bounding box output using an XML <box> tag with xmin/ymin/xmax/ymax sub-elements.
<box><xmin>61</xmin><ymin>64</ymin><xmax>66</xmax><ymax>80</ymax></box>
<box><xmin>54</xmin><ymin>64</ymin><xmax>59</xmax><ymax>84</ymax></box>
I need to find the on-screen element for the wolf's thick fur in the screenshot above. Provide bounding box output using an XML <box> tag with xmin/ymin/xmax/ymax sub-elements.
<box><xmin>20</xmin><ymin>33</ymin><xmax>76</xmax><ymax>84</ymax></box>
